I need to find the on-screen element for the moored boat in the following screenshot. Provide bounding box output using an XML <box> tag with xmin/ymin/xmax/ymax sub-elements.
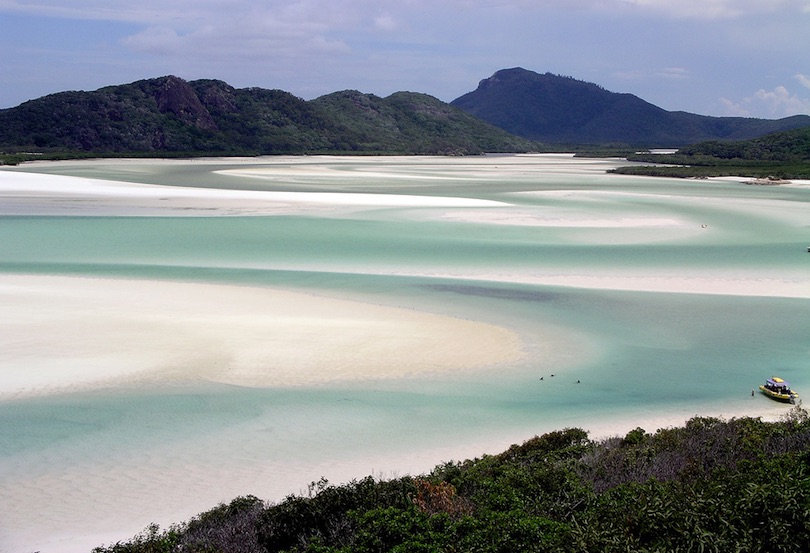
<box><xmin>759</xmin><ymin>376</ymin><xmax>799</xmax><ymax>403</ymax></box>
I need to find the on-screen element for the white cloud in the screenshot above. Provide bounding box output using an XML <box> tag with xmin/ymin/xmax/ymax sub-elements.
<box><xmin>116</xmin><ymin>1</ymin><xmax>356</xmax><ymax>62</ymax></box>
<box><xmin>796</xmin><ymin>73</ymin><xmax>810</xmax><ymax>90</ymax></box>
<box><xmin>656</xmin><ymin>67</ymin><xmax>689</xmax><ymax>80</ymax></box>
<box><xmin>718</xmin><ymin>97</ymin><xmax>751</xmax><ymax>117</ymax></box>
<box><xmin>120</xmin><ymin>26</ymin><xmax>182</xmax><ymax>55</ymax></box>
<box><xmin>374</xmin><ymin>13</ymin><xmax>399</xmax><ymax>31</ymax></box>
<box><xmin>616</xmin><ymin>0</ymin><xmax>806</xmax><ymax>19</ymax></box>
<box><xmin>754</xmin><ymin>86</ymin><xmax>810</xmax><ymax>116</ymax></box>
<box><xmin>720</xmin><ymin>85</ymin><xmax>810</xmax><ymax>118</ymax></box>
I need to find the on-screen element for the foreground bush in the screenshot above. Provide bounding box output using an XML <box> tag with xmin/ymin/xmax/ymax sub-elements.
<box><xmin>94</xmin><ymin>409</ymin><xmax>810</xmax><ymax>553</ymax></box>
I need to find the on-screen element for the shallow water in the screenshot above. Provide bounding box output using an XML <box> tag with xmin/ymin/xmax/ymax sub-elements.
<box><xmin>1</xmin><ymin>155</ymin><xmax>808</xmax><ymax>552</ymax></box>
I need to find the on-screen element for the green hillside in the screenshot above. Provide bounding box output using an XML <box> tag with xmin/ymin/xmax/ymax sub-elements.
<box><xmin>451</xmin><ymin>68</ymin><xmax>810</xmax><ymax>147</ymax></box>
<box><xmin>4</xmin><ymin>70</ymin><xmax>808</xmax><ymax>164</ymax></box>
<box><xmin>0</xmin><ymin>76</ymin><xmax>538</xmax><ymax>161</ymax></box>
<box><xmin>311</xmin><ymin>90</ymin><xmax>537</xmax><ymax>155</ymax></box>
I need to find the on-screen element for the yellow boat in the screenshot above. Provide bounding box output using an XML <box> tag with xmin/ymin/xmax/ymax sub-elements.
<box><xmin>759</xmin><ymin>377</ymin><xmax>799</xmax><ymax>403</ymax></box>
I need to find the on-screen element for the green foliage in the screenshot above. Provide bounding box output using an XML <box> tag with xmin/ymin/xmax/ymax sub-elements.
<box><xmin>257</xmin><ymin>476</ymin><xmax>418</xmax><ymax>552</ymax></box>
<box><xmin>92</xmin><ymin>523</ymin><xmax>182</xmax><ymax>553</ymax></box>
<box><xmin>677</xmin><ymin>126</ymin><xmax>810</xmax><ymax>161</ymax></box>
<box><xmin>0</xmin><ymin>76</ymin><xmax>539</xmax><ymax>157</ymax></box>
<box><xmin>610</xmin><ymin>126</ymin><xmax>810</xmax><ymax>178</ymax></box>
<box><xmin>310</xmin><ymin>90</ymin><xmax>538</xmax><ymax>155</ymax></box>
<box><xmin>95</xmin><ymin>413</ymin><xmax>810</xmax><ymax>553</ymax></box>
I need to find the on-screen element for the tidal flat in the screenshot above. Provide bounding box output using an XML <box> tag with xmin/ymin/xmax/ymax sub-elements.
<box><xmin>1</xmin><ymin>154</ymin><xmax>808</xmax><ymax>552</ymax></box>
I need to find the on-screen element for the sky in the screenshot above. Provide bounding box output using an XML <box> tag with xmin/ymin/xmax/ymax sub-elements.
<box><xmin>1</xmin><ymin>0</ymin><xmax>809</xmax><ymax>118</ymax></box>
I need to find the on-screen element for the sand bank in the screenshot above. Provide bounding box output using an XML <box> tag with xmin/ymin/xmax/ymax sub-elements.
<box><xmin>439</xmin><ymin>207</ymin><xmax>684</xmax><ymax>228</ymax></box>
<box><xmin>0</xmin><ymin>274</ymin><xmax>525</xmax><ymax>398</ymax></box>
<box><xmin>0</xmin><ymin>170</ymin><xmax>506</xmax><ymax>216</ymax></box>
<box><xmin>713</xmin><ymin>176</ymin><xmax>810</xmax><ymax>188</ymax></box>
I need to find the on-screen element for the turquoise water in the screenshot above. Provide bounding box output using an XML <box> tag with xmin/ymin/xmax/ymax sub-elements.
<box><xmin>1</xmin><ymin>156</ymin><xmax>808</xmax><ymax>551</ymax></box>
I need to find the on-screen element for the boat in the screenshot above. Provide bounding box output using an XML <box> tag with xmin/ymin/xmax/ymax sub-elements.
<box><xmin>759</xmin><ymin>376</ymin><xmax>799</xmax><ymax>403</ymax></box>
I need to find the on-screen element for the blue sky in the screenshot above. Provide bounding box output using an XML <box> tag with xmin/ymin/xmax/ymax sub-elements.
<box><xmin>1</xmin><ymin>0</ymin><xmax>808</xmax><ymax>118</ymax></box>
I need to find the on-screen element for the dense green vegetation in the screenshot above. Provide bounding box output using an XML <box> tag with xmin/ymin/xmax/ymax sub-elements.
<box><xmin>610</xmin><ymin>126</ymin><xmax>810</xmax><ymax>179</ymax></box>
<box><xmin>0</xmin><ymin>76</ymin><xmax>539</xmax><ymax>162</ymax></box>
<box><xmin>451</xmin><ymin>68</ymin><xmax>810</xmax><ymax>146</ymax></box>
<box><xmin>94</xmin><ymin>410</ymin><xmax>810</xmax><ymax>552</ymax></box>
<box><xmin>311</xmin><ymin>90</ymin><xmax>536</xmax><ymax>155</ymax></box>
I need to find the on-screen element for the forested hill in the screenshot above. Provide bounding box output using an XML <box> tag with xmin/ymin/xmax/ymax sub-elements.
<box><xmin>94</xmin><ymin>412</ymin><xmax>810</xmax><ymax>552</ymax></box>
<box><xmin>0</xmin><ymin>76</ymin><xmax>537</xmax><ymax>156</ymax></box>
<box><xmin>309</xmin><ymin>90</ymin><xmax>534</xmax><ymax>155</ymax></box>
<box><xmin>451</xmin><ymin>67</ymin><xmax>810</xmax><ymax>146</ymax></box>
<box><xmin>4</xmin><ymin>71</ymin><xmax>809</xmax><ymax>158</ymax></box>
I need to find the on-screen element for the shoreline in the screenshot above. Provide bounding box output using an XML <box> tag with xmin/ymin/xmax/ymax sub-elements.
<box><xmin>10</xmin><ymin>400</ymin><xmax>800</xmax><ymax>553</ymax></box>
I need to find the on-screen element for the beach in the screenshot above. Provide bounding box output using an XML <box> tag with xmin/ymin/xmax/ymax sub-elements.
<box><xmin>1</xmin><ymin>155</ymin><xmax>808</xmax><ymax>552</ymax></box>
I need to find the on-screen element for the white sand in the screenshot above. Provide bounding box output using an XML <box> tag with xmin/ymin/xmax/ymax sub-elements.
<box><xmin>0</xmin><ymin>274</ymin><xmax>526</xmax><ymax>399</ymax></box>
<box><xmin>713</xmin><ymin>176</ymin><xmax>810</xmax><ymax>188</ymax></box>
<box><xmin>0</xmin><ymin>270</ymin><xmax>535</xmax><ymax>552</ymax></box>
<box><xmin>439</xmin><ymin>207</ymin><xmax>684</xmax><ymax>228</ymax></box>
<box><xmin>0</xmin><ymin>271</ymin><xmax>528</xmax><ymax>552</ymax></box>
<box><xmin>0</xmin><ymin>169</ymin><xmax>507</xmax><ymax>216</ymax></box>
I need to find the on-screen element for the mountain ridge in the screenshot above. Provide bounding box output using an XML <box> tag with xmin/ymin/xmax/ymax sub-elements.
<box><xmin>0</xmin><ymin>75</ymin><xmax>536</xmax><ymax>156</ymax></box>
<box><xmin>1</xmin><ymin>70</ymin><xmax>809</xmax><ymax>157</ymax></box>
<box><xmin>450</xmin><ymin>67</ymin><xmax>810</xmax><ymax>146</ymax></box>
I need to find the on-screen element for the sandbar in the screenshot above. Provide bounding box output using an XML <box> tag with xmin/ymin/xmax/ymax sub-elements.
<box><xmin>0</xmin><ymin>170</ymin><xmax>506</xmax><ymax>217</ymax></box>
<box><xmin>0</xmin><ymin>274</ymin><xmax>526</xmax><ymax>399</ymax></box>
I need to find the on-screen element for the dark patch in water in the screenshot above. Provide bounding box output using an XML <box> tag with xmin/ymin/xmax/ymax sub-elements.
<box><xmin>423</xmin><ymin>283</ymin><xmax>561</xmax><ymax>303</ymax></box>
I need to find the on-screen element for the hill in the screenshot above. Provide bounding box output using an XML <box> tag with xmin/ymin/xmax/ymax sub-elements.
<box><xmin>451</xmin><ymin>68</ymin><xmax>810</xmax><ymax>147</ymax></box>
<box><xmin>94</xmin><ymin>411</ymin><xmax>810</xmax><ymax>552</ymax></box>
<box><xmin>0</xmin><ymin>76</ymin><xmax>538</xmax><ymax>157</ymax></box>
<box><xmin>311</xmin><ymin>90</ymin><xmax>535</xmax><ymax>154</ymax></box>
<box><xmin>4</xmin><ymin>71</ymin><xmax>808</xmax><ymax>160</ymax></box>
